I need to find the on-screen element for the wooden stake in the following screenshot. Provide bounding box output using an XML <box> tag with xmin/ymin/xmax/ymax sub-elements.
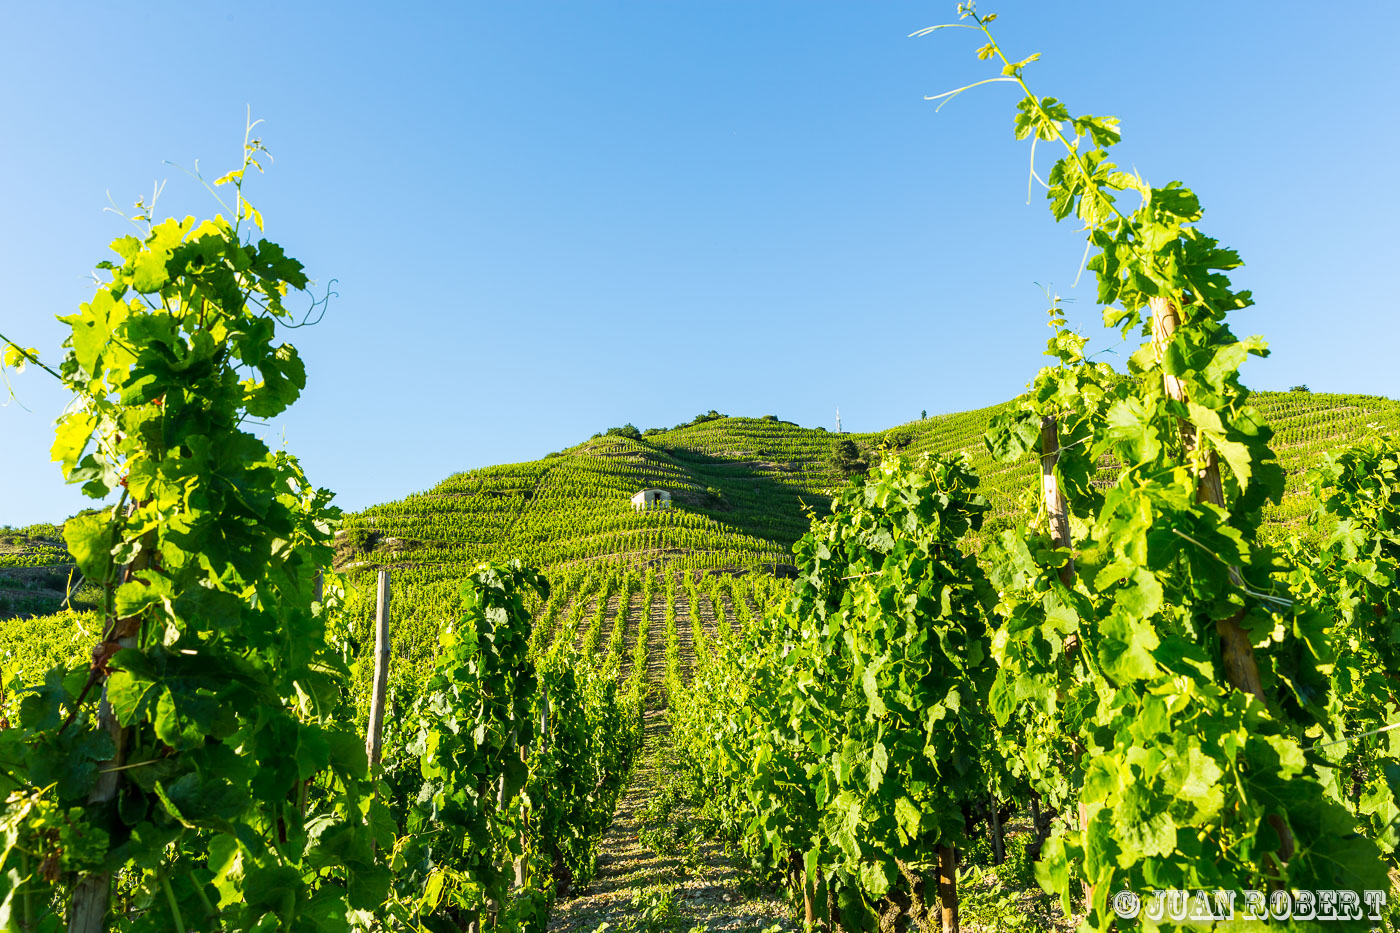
<box><xmin>1149</xmin><ymin>296</ymin><xmax>1294</xmax><ymax>862</ymax></box>
<box><xmin>68</xmin><ymin>697</ymin><xmax>128</xmax><ymax>933</ymax></box>
<box><xmin>539</xmin><ymin>688</ymin><xmax>550</xmax><ymax>752</ymax></box>
<box><xmin>70</xmin><ymin>506</ymin><xmax>153</xmax><ymax>933</ymax></box>
<box><xmin>365</xmin><ymin>570</ymin><xmax>391</xmax><ymax>772</ymax></box>
<box><xmin>1040</xmin><ymin>416</ymin><xmax>1093</xmax><ymax>907</ymax></box>
<box><xmin>515</xmin><ymin>739</ymin><xmax>527</xmax><ymax>889</ymax></box>
<box><xmin>1039</xmin><ymin>415</ymin><xmax>1076</xmax><ymax>588</ymax></box>
<box><xmin>1149</xmin><ymin>296</ymin><xmax>1268</xmax><ymax>702</ymax></box>
<box><xmin>796</xmin><ymin>852</ymin><xmax>815</xmax><ymax>930</ymax></box>
<box><xmin>937</xmin><ymin>844</ymin><xmax>959</xmax><ymax>933</ymax></box>
<box><xmin>989</xmin><ymin>794</ymin><xmax>1005</xmax><ymax>865</ymax></box>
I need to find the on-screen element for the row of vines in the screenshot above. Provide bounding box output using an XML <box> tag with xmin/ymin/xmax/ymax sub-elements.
<box><xmin>672</xmin><ymin>8</ymin><xmax>1400</xmax><ymax>932</ymax></box>
<box><xmin>0</xmin><ymin>134</ymin><xmax>640</xmax><ymax>931</ymax></box>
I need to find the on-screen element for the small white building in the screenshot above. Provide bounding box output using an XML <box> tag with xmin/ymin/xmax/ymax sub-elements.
<box><xmin>631</xmin><ymin>488</ymin><xmax>672</xmax><ymax>511</ymax></box>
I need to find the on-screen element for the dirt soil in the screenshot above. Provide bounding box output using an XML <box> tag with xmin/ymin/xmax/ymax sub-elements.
<box><xmin>546</xmin><ymin>709</ymin><xmax>795</xmax><ymax>933</ymax></box>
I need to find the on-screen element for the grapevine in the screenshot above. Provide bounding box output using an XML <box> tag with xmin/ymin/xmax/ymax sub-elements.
<box><xmin>925</xmin><ymin>3</ymin><xmax>1388</xmax><ymax>925</ymax></box>
<box><xmin>0</xmin><ymin>130</ymin><xmax>384</xmax><ymax>928</ymax></box>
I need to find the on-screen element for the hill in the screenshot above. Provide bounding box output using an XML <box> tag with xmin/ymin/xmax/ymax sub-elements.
<box><xmin>337</xmin><ymin>389</ymin><xmax>1400</xmax><ymax>578</ymax></box>
<box><xmin>6</xmin><ymin>388</ymin><xmax>1399</xmax><ymax>628</ymax></box>
<box><xmin>0</xmin><ymin>522</ymin><xmax>91</xmax><ymax>620</ymax></box>
<box><xmin>2</xmin><ymin>387</ymin><xmax>1399</xmax><ymax>924</ymax></box>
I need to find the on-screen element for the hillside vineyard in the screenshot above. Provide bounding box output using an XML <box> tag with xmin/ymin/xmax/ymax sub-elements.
<box><xmin>5</xmin><ymin>393</ymin><xmax>1396</xmax><ymax>626</ymax></box>
<box><xmin>317</xmin><ymin>390</ymin><xmax>1400</xmax><ymax>752</ymax></box>
<box><xmin>7</xmin><ymin>392</ymin><xmax>1400</xmax><ymax>737</ymax></box>
<box><xmin>338</xmin><ymin>390</ymin><xmax>1400</xmax><ymax>576</ymax></box>
<box><xmin>4</xmin><ymin>8</ymin><xmax>1400</xmax><ymax>930</ymax></box>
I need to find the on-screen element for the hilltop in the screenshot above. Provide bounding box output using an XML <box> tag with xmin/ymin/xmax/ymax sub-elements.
<box><xmin>336</xmin><ymin>389</ymin><xmax>1400</xmax><ymax>580</ymax></box>
<box><xmin>4</xmin><ymin>389</ymin><xmax>1398</xmax><ymax>625</ymax></box>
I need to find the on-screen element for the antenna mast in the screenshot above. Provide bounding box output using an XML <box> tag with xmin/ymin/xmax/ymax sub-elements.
<box><xmin>836</xmin><ymin>408</ymin><xmax>842</xmax><ymax>434</ymax></box>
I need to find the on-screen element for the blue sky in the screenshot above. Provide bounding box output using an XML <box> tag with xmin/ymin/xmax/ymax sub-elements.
<box><xmin>2</xmin><ymin>2</ymin><xmax>1397</xmax><ymax>526</ymax></box>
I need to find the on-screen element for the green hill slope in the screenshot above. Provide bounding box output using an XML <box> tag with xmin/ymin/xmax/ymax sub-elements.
<box><xmin>299</xmin><ymin>388</ymin><xmax>1400</xmax><ymax>698</ymax></box>
<box><xmin>5</xmin><ymin>388</ymin><xmax>1398</xmax><ymax>638</ymax></box>
<box><xmin>4</xmin><ymin>388</ymin><xmax>1398</xmax><ymax>736</ymax></box>
<box><xmin>338</xmin><ymin>390</ymin><xmax>1400</xmax><ymax>581</ymax></box>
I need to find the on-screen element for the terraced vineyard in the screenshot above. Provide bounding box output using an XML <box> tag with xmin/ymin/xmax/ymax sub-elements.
<box><xmin>334</xmin><ymin>389</ymin><xmax>1400</xmax><ymax>581</ymax></box>
<box><xmin>268</xmin><ymin>388</ymin><xmax>1389</xmax><ymax>737</ymax></box>
<box><xmin>6</xmin><ymin>389</ymin><xmax>1396</xmax><ymax>715</ymax></box>
<box><xmin>2</xmin><ymin>391</ymin><xmax>1397</xmax><ymax>929</ymax></box>
<box><xmin>6</xmin><ymin>388</ymin><xmax>1398</xmax><ymax>637</ymax></box>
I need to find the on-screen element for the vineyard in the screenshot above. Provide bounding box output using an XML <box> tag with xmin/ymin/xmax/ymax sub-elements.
<box><xmin>4</xmin><ymin>337</ymin><xmax>1400</xmax><ymax>933</ymax></box>
<box><xmin>3</xmin><ymin>6</ymin><xmax>1400</xmax><ymax>933</ymax></box>
<box><xmin>5</xmin><ymin>393</ymin><xmax>1398</xmax><ymax>632</ymax></box>
<box><xmin>336</xmin><ymin>390</ymin><xmax>1400</xmax><ymax>575</ymax></box>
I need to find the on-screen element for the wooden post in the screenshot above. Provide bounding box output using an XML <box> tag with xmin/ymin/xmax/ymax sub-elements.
<box><xmin>539</xmin><ymin>689</ymin><xmax>550</xmax><ymax>751</ymax></box>
<box><xmin>515</xmin><ymin>739</ymin><xmax>527</xmax><ymax>889</ymax></box>
<box><xmin>1039</xmin><ymin>415</ymin><xmax>1076</xmax><ymax>588</ymax></box>
<box><xmin>989</xmin><ymin>794</ymin><xmax>1005</xmax><ymax>865</ymax></box>
<box><xmin>1040</xmin><ymin>415</ymin><xmax>1093</xmax><ymax>906</ymax></box>
<box><xmin>295</xmin><ymin>567</ymin><xmax>326</xmax><ymax>824</ymax></box>
<box><xmin>1148</xmin><ymin>299</ymin><xmax>1269</xmax><ymax>698</ymax></box>
<box><xmin>365</xmin><ymin>570</ymin><xmax>391</xmax><ymax>772</ymax></box>
<box><xmin>69</xmin><ymin>506</ymin><xmax>153</xmax><ymax>933</ymax></box>
<box><xmin>487</xmin><ymin>772</ymin><xmax>506</xmax><ymax>923</ymax></box>
<box><xmin>795</xmin><ymin>852</ymin><xmax>815</xmax><ymax>930</ymax></box>
<box><xmin>937</xmin><ymin>844</ymin><xmax>959</xmax><ymax>933</ymax></box>
<box><xmin>487</xmin><ymin>719</ymin><xmax>525</xmax><ymax>919</ymax></box>
<box><xmin>68</xmin><ymin>692</ymin><xmax>130</xmax><ymax>932</ymax></box>
<box><xmin>1149</xmin><ymin>296</ymin><xmax>1293</xmax><ymax>863</ymax></box>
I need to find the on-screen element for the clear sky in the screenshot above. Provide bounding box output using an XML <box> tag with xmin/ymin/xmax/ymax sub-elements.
<box><xmin>2</xmin><ymin>2</ymin><xmax>1397</xmax><ymax>526</ymax></box>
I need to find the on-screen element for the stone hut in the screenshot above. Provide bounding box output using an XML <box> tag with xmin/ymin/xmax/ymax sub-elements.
<box><xmin>631</xmin><ymin>488</ymin><xmax>671</xmax><ymax>511</ymax></box>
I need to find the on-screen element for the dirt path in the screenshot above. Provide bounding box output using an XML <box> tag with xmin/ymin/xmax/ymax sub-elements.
<box><xmin>590</xmin><ymin>593</ymin><xmax>626</xmax><ymax>660</ymax></box>
<box><xmin>546</xmin><ymin>711</ymin><xmax>794</xmax><ymax>933</ymax></box>
<box><xmin>562</xmin><ymin>594</ymin><xmax>599</xmax><ymax>654</ymax></box>
<box><xmin>538</xmin><ymin>591</ymin><xmax>581</xmax><ymax>653</ymax></box>
<box><xmin>692</xmin><ymin>590</ymin><xmax>719</xmax><ymax>647</ymax></box>
<box><xmin>547</xmin><ymin>584</ymin><xmax>795</xmax><ymax>933</ymax></box>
